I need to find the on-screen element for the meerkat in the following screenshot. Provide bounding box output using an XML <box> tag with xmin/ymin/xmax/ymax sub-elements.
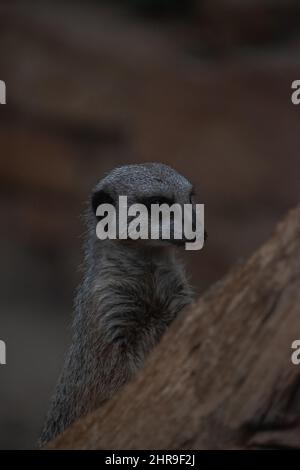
<box><xmin>39</xmin><ymin>162</ymin><xmax>202</xmax><ymax>446</ymax></box>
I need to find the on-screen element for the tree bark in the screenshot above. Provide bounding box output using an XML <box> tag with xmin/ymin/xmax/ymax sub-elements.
<box><xmin>48</xmin><ymin>204</ymin><xmax>300</xmax><ymax>450</ymax></box>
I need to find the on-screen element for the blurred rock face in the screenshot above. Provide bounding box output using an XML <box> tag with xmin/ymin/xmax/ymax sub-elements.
<box><xmin>0</xmin><ymin>0</ymin><xmax>300</xmax><ymax>449</ymax></box>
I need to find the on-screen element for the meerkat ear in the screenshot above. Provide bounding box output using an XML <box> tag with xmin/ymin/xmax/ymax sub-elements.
<box><xmin>91</xmin><ymin>189</ymin><xmax>115</xmax><ymax>216</ymax></box>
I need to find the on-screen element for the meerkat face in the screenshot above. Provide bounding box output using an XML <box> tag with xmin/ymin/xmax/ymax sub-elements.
<box><xmin>91</xmin><ymin>163</ymin><xmax>206</xmax><ymax>249</ymax></box>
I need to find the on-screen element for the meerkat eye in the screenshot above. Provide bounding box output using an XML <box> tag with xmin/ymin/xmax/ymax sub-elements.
<box><xmin>91</xmin><ymin>190</ymin><xmax>114</xmax><ymax>216</ymax></box>
<box><xmin>141</xmin><ymin>196</ymin><xmax>174</xmax><ymax>208</ymax></box>
<box><xmin>189</xmin><ymin>189</ymin><xmax>195</xmax><ymax>203</ymax></box>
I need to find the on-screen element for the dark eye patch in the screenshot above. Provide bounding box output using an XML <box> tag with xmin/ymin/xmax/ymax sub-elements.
<box><xmin>91</xmin><ymin>190</ymin><xmax>115</xmax><ymax>216</ymax></box>
<box><xmin>140</xmin><ymin>196</ymin><xmax>174</xmax><ymax>208</ymax></box>
<box><xmin>189</xmin><ymin>188</ymin><xmax>196</xmax><ymax>203</ymax></box>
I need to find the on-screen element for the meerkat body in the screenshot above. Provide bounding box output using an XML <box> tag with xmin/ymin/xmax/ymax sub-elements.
<box><xmin>40</xmin><ymin>163</ymin><xmax>195</xmax><ymax>445</ymax></box>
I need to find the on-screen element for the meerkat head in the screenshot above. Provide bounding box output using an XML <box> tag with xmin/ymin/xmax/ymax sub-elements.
<box><xmin>90</xmin><ymin>162</ymin><xmax>204</xmax><ymax>249</ymax></box>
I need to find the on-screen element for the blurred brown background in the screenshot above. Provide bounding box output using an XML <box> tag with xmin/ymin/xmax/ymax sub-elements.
<box><xmin>0</xmin><ymin>0</ymin><xmax>300</xmax><ymax>449</ymax></box>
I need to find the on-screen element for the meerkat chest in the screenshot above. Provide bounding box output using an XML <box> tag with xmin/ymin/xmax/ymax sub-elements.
<box><xmin>135</xmin><ymin>266</ymin><xmax>189</xmax><ymax>320</ymax></box>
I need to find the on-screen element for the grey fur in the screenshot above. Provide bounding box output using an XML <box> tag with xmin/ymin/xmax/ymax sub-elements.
<box><xmin>39</xmin><ymin>163</ymin><xmax>194</xmax><ymax>446</ymax></box>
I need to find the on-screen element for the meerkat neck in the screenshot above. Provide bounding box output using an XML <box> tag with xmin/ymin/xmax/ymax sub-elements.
<box><xmin>40</xmin><ymin>240</ymin><xmax>192</xmax><ymax>446</ymax></box>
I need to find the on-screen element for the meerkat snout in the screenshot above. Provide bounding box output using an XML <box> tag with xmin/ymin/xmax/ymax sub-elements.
<box><xmin>40</xmin><ymin>162</ymin><xmax>201</xmax><ymax>446</ymax></box>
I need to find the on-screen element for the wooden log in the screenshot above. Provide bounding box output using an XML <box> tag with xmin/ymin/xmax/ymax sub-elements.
<box><xmin>48</xmin><ymin>204</ymin><xmax>300</xmax><ymax>449</ymax></box>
